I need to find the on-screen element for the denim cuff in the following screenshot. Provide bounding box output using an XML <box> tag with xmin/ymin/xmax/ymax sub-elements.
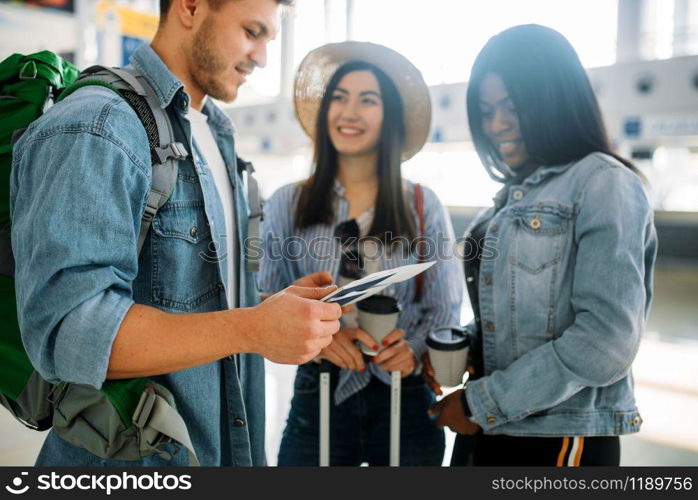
<box><xmin>465</xmin><ymin>377</ymin><xmax>507</xmax><ymax>431</ymax></box>
<box><xmin>53</xmin><ymin>290</ymin><xmax>134</xmax><ymax>390</ymax></box>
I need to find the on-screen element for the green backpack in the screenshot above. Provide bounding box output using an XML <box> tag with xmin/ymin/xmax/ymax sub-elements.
<box><xmin>0</xmin><ymin>51</ymin><xmax>262</xmax><ymax>465</ymax></box>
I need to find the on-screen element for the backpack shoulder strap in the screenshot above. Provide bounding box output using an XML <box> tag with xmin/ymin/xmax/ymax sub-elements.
<box><xmin>414</xmin><ymin>183</ymin><xmax>426</xmax><ymax>303</ymax></box>
<box><xmin>236</xmin><ymin>156</ymin><xmax>263</xmax><ymax>273</ymax></box>
<box><xmin>62</xmin><ymin>65</ymin><xmax>188</xmax><ymax>254</ymax></box>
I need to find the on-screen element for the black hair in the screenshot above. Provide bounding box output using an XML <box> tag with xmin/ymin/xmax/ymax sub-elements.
<box><xmin>466</xmin><ymin>24</ymin><xmax>640</xmax><ymax>180</ymax></box>
<box><xmin>295</xmin><ymin>61</ymin><xmax>415</xmax><ymax>241</ymax></box>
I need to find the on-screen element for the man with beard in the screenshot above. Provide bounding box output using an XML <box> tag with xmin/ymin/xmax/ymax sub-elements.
<box><xmin>10</xmin><ymin>0</ymin><xmax>342</xmax><ymax>466</ymax></box>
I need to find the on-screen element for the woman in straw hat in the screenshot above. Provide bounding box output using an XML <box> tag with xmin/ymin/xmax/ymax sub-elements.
<box><xmin>258</xmin><ymin>42</ymin><xmax>464</xmax><ymax>466</ymax></box>
<box><xmin>424</xmin><ymin>24</ymin><xmax>656</xmax><ymax>466</ymax></box>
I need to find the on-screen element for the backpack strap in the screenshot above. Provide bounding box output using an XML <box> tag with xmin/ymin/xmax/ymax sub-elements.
<box><xmin>132</xmin><ymin>384</ymin><xmax>200</xmax><ymax>466</ymax></box>
<box><xmin>237</xmin><ymin>156</ymin><xmax>263</xmax><ymax>273</ymax></box>
<box><xmin>56</xmin><ymin>68</ymin><xmax>199</xmax><ymax>466</ymax></box>
<box><xmin>65</xmin><ymin>65</ymin><xmax>188</xmax><ymax>254</ymax></box>
<box><xmin>414</xmin><ymin>183</ymin><xmax>426</xmax><ymax>303</ymax></box>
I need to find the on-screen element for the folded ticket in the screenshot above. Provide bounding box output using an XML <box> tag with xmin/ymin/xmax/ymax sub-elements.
<box><xmin>321</xmin><ymin>261</ymin><xmax>436</xmax><ymax>306</ymax></box>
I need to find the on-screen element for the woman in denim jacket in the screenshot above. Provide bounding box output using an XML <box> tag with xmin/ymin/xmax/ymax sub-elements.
<box><xmin>425</xmin><ymin>24</ymin><xmax>658</xmax><ymax>466</ymax></box>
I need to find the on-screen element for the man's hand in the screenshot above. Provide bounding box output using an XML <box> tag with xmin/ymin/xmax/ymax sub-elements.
<box><xmin>371</xmin><ymin>329</ymin><xmax>415</xmax><ymax>377</ymax></box>
<box><xmin>292</xmin><ymin>271</ymin><xmax>353</xmax><ymax>314</ymax></box>
<box><xmin>248</xmin><ymin>285</ymin><xmax>342</xmax><ymax>365</ymax></box>
<box><xmin>428</xmin><ymin>389</ymin><xmax>481</xmax><ymax>435</ymax></box>
<box><xmin>292</xmin><ymin>271</ymin><xmax>333</xmax><ymax>288</ymax></box>
<box><xmin>319</xmin><ymin>327</ymin><xmax>378</xmax><ymax>372</ymax></box>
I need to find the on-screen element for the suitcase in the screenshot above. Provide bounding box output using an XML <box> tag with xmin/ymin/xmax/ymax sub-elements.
<box><xmin>319</xmin><ymin>360</ymin><xmax>401</xmax><ymax>466</ymax></box>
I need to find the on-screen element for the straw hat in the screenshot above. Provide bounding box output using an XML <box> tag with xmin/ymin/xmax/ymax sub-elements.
<box><xmin>294</xmin><ymin>41</ymin><xmax>432</xmax><ymax>161</ymax></box>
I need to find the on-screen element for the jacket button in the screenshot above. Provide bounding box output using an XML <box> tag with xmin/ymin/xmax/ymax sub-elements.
<box><xmin>489</xmin><ymin>224</ymin><xmax>498</xmax><ymax>232</ymax></box>
<box><xmin>486</xmin><ymin>415</ymin><xmax>496</xmax><ymax>425</ymax></box>
<box><xmin>530</xmin><ymin>215</ymin><xmax>541</xmax><ymax>230</ymax></box>
<box><xmin>234</xmin><ymin>418</ymin><xmax>245</xmax><ymax>427</ymax></box>
<box><xmin>513</xmin><ymin>190</ymin><xmax>523</xmax><ymax>200</ymax></box>
<box><xmin>631</xmin><ymin>416</ymin><xmax>641</xmax><ymax>426</ymax></box>
<box><xmin>482</xmin><ymin>275</ymin><xmax>492</xmax><ymax>285</ymax></box>
<box><xmin>485</xmin><ymin>322</ymin><xmax>495</xmax><ymax>332</ymax></box>
<box><xmin>190</xmin><ymin>225</ymin><xmax>198</xmax><ymax>238</ymax></box>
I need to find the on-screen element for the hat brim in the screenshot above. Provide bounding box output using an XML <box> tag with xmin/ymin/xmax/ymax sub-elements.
<box><xmin>294</xmin><ymin>41</ymin><xmax>432</xmax><ymax>162</ymax></box>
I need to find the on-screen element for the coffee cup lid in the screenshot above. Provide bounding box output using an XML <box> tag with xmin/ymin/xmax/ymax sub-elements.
<box><xmin>426</xmin><ymin>326</ymin><xmax>470</xmax><ymax>351</ymax></box>
<box><xmin>356</xmin><ymin>295</ymin><xmax>401</xmax><ymax>314</ymax></box>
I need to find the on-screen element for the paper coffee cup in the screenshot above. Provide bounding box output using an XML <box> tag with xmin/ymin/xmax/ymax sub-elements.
<box><xmin>426</xmin><ymin>326</ymin><xmax>470</xmax><ymax>387</ymax></box>
<box><xmin>356</xmin><ymin>295</ymin><xmax>401</xmax><ymax>356</ymax></box>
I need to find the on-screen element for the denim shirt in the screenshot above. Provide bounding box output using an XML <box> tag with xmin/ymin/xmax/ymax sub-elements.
<box><xmin>10</xmin><ymin>45</ymin><xmax>265</xmax><ymax>466</ymax></box>
<box><xmin>463</xmin><ymin>153</ymin><xmax>658</xmax><ymax>437</ymax></box>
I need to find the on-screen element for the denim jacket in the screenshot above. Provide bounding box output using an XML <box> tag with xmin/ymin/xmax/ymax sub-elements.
<box><xmin>10</xmin><ymin>45</ymin><xmax>265</xmax><ymax>466</ymax></box>
<box><xmin>464</xmin><ymin>152</ymin><xmax>657</xmax><ymax>437</ymax></box>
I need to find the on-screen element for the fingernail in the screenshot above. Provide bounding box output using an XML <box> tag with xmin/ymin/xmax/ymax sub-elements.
<box><xmin>381</xmin><ymin>340</ymin><xmax>389</xmax><ymax>346</ymax></box>
<box><xmin>360</xmin><ymin>367</ymin><xmax>365</xmax><ymax>372</ymax></box>
<box><xmin>373</xmin><ymin>345</ymin><xmax>379</xmax><ymax>351</ymax></box>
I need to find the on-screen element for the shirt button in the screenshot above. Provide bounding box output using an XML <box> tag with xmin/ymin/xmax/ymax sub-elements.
<box><xmin>234</xmin><ymin>418</ymin><xmax>245</xmax><ymax>427</ymax></box>
<box><xmin>218</xmin><ymin>283</ymin><xmax>225</xmax><ymax>290</ymax></box>
<box><xmin>486</xmin><ymin>415</ymin><xmax>496</xmax><ymax>425</ymax></box>
<box><xmin>482</xmin><ymin>275</ymin><xmax>492</xmax><ymax>285</ymax></box>
<box><xmin>513</xmin><ymin>190</ymin><xmax>523</xmax><ymax>200</ymax></box>
<box><xmin>485</xmin><ymin>322</ymin><xmax>495</xmax><ymax>332</ymax></box>
<box><xmin>180</xmin><ymin>99</ymin><xmax>188</xmax><ymax>112</ymax></box>
<box><xmin>466</xmin><ymin>275</ymin><xmax>475</xmax><ymax>283</ymax></box>
<box><xmin>631</xmin><ymin>416</ymin><xmax>641</xmax><ymax>426</ymax></box>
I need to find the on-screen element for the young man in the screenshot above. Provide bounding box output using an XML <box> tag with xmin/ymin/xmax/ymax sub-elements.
<box><xmin>10</xmin><ymin>0</ymin><xmax>341</xmax><ymax>466</ymax></box>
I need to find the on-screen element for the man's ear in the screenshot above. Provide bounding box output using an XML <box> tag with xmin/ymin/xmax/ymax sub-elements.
<box><xmin>173</xmin><ymin>0</ymin><xmax>202</xmax><ymax>29</ymax></box>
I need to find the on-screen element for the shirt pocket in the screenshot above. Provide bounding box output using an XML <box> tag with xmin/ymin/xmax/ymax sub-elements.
<box><xmin>150</xmin><ymin>201</ymin><xmax>222</xmax><ymax>311</ymax></box>
<box><xmin>510</xmin><ymin>205</ymin><xmax>572</xmax><ymax>274</ymax></box>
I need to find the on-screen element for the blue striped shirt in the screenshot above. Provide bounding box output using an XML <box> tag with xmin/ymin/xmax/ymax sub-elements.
<box><xmin>258</xmin><ymin>179</ymin><xmax>464</xmax><ymax>404</ymax></box>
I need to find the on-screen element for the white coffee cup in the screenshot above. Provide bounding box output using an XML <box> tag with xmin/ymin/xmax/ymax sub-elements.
<box><xmin>356</xmin><ymin>295</ymin><xmax>401</xmax><ymax>356</ymax></box>
<box><xmin>426</xmin><ymin>326</ymin><xmax>470</xmax><ymax>387</ymax></box>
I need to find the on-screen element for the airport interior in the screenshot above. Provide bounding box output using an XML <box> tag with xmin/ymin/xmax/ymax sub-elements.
<box><xmin>0</xmin><ymin>0</ymin><xmax>697</xmax><ymax>466</ymax></box>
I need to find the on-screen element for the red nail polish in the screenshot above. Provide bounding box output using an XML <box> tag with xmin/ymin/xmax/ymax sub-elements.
<box><xmin>373</xmin><ymin>345</ymin><xmax>379</xmax><ymax>351</ymax></box>
<box><xmin>382</xmin><ymin>340</ymin><xmax>389</xmax><ymax>346</ymax></box>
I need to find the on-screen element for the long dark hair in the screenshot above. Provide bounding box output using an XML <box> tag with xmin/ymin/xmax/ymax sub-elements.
<box><xmin>466</xmin><ymin>24</ymin><xmax>640</xmax><ymax>180</ymax></box>
<box><xmin>295</xmin><ymin>61</ymin><xmax>416</xmax><ymax>241</ymax></box>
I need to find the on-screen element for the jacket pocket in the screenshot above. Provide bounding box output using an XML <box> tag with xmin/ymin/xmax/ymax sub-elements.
<box><xmin>511</xmin><ymin>204</ymin><xmax>572</xmax><ymax>274</ymax></box>
<box><xmin>150</xmin><ymin>201</ymin><xmax>222</xmax><ymax>311</ymax></box>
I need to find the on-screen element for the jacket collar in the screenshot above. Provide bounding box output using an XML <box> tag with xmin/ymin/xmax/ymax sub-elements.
<box><xmin>129</xmin><ymin>44</ymin><xmax>184</xmax><ymax>108</ymax></box>
<box><xmin>491</xmin><ymin>161</ymin><xmax>575</xmax><ymax>209</ymax></box>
